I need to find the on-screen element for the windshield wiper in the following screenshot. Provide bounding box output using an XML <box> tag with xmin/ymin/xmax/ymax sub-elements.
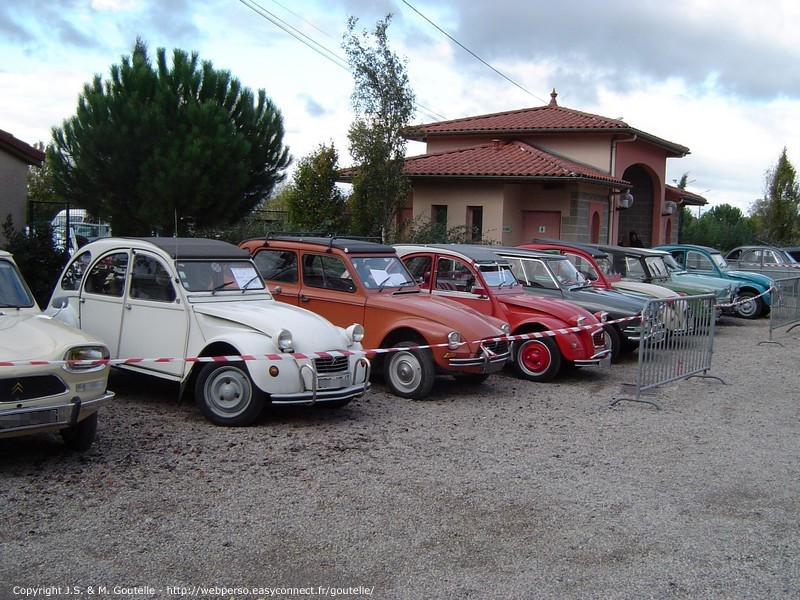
<box><xmin>212</xmin><ymin>281</ymin><xmax>234</xmax><ymax>294</ymax></box>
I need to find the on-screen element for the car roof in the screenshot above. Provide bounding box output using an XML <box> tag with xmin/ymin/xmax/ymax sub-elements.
<box><xmin>657</xmin><ymin>244</ymin><xmax>722</xmax><ymax>254</ymax></box>
<box><xmin>494</xmin><ymin>246</ymin><xmax>570</xmax><ymax>260</ymax></box>
<box><xmin>525</xmin><ymin>239</ymin><xmax>610</xmax><ymax>258</ymax></box>
<box><xmin>89</xmin><ymin>237</ymin><xmax>250</xmax><ymax>260</ymax></box>
<box><xmin>395</xmin><ymin>243</ymin><xmax>511</xmax><ymax>265</ymax></box>
<box><xmin>595</xmin><ymin>244</ymin><xmax>669</xmax><ymax>257</ymax></box>
<box><xmin>246</xmin><ymin>235</ymin><xmax>396</xmax><ymax>255</ymax></box>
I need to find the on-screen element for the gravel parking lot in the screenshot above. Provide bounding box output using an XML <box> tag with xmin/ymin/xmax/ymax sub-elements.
<box><xmin>2</xmin><ymin>317</ymin><xmax>799</xmax><ymax>600</ymax></box>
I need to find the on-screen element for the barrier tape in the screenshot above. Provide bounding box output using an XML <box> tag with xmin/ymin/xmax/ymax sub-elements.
<box><xmin>3</xmin><ymin>291</ymin><xmax>778</xmax><ymax>369</ymax></box>
<box><xmin>716</xmin><ymin>285</ymin><xmax>776</xmax><ymax>309</ymax></box>
<box><xmin>1</xmin><ymin>315</ymin><xmax>640</xmax><ymax>368</ymax></box>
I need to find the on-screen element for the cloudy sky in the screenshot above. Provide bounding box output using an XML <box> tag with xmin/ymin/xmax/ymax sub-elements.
<box><xmin>2</xmin><ymin>0</ymin><xmax>798</xmax><ymax>214</ymax></box>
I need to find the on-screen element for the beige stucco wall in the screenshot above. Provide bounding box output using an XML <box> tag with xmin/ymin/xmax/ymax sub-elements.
<box><xmin>0</xmin><ymin>152</ymin><xmax>29</xmax><ymax>244</ymax></box>
<box><xmin>411</xmin><ymin>181</ymin><xmax>506</xmax><ymax>243</ymax></box>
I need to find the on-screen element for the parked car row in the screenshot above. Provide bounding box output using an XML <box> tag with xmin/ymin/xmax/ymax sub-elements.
<box><xmin>3</xmin><ymin>236</ymin><xmax>784</xmax><ymax>450</ymax></box>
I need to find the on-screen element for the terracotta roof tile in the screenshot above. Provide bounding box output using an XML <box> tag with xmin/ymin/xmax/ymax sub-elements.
<box><xmin>404</xmin><ymin>90</ymin><xmax>689</xmax><ymax>156</ymax></box>
<box><xmin>0</xmin><ymin>128</ymin><xmax>46</xmax><ymax>166</ymax></box>
<box><xmin>402</xmin><ymin>140</ymin><xmax>629</xmax><ymax>186</ymax></box>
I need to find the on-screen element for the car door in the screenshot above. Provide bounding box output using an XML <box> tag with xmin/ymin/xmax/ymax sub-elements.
<box><xmin>118</xmin><ymin>251</ymin><xmax>189</xmax><ymax>378</ymax></box>
<box><xmin>297</xmin><ymin>252</ymin><xmax>366</xmax><ymax>330</ymax></box>
<box><xmin>252</xmin><ymin>248</ymin><xmax>301</xmax><ymax>306</ymax></box>
<box><xmin>424</xmin><ymin>253</ymin><xmax>495</xmax><ymax>317</ymax></box>
<box><xmin>79</xmin><ymin>250</ymin><xmax>130</xmax><ymax>356</ymax></box>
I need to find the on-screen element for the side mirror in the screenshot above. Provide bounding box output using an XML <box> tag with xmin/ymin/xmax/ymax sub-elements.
<box><xmin>51</xmin><ymin>296</ymin><xmax>69</xmax><ymax>309</ymax></box>
<box><xmin>471</xmin><ymin>286</ymin><xmax>487</xmax><ymax>297</ymax></box>
<box><xmin>273</xmin><ymin>285</ymin><xmax>283</xmax><ymax>295</ymax></box>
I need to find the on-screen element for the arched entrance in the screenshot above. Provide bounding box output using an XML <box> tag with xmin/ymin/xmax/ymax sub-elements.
<box><xmin>618</xmin><ymin>164</ymin><xmax>655</xmax><ymax>246</ymax></box>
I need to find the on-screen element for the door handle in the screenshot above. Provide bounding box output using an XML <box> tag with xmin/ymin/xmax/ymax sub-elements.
<box><xmin>125</xmin><ymin>303</ymin><xmax>132</xmax><ymax>310</ymax></box>
<box><xmin>299</xmin><ymin>295</ymin><xmax>309</xmax><ymax>302</ymax></box>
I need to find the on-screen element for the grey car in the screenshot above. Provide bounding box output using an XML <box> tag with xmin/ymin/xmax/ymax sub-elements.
<box><xmin>725</xmin><ymin>245</ymin><xmax>800</xmax><ymax>277</ymax></box>
<box><xmin>496</xmin><ymin>247</ymin><xmax>650</xmax><ymax>359</ymax></box>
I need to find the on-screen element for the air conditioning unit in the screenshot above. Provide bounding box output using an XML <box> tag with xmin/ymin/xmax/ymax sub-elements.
<box><xmin>662</xmin><ymin>201</ymin><xmax>678</xmax><ymax>215</ymax></box>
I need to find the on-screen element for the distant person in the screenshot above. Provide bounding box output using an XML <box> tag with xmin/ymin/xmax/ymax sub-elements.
<box><xmin>629</xmin><ymin>231</ymin><xmax>644</xmax><ymax>247</ymax></box>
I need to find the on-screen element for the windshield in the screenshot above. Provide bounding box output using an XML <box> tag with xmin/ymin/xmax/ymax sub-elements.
<box><xmin>594</xmin><ymin>256</ymin><xmax>619</xmax><ymax>277</ymax></box>
<box><xmin>478</xmin><ymin>263</ymin><xmax>519</xmax><ymax>288</ymax></box>
<box><xmin>645</xmin><ymin>256</ymin><xmax>670</xmax><ymax>279</ymax></box>
<box><xmin>661</xmin><ymin>254</ymin><xmax>684</xmax><ymax>272</ymax></box>
<box><xmin>0</xmin><ymin>259</ymin><xmax>36</xmax><ymax>308</ymax></box>
<box><xmin>351</xmin><ymin>256</ymin><xmax>415</xmax><ymax>289</ymax></box>
<box><xmin>177</xmin><ymin>260</ymin><xmax>265</xmax><ymax>292</ymax></box>
<box><xmin>712</xmin><ymin>253</ymin><xmax>730</xmax><ymax>270</ymax></box>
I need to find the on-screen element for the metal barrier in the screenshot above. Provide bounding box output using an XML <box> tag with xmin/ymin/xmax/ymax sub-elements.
<box><xmin>611</xmin><ymin>294</ymin><xmax>725</xmax><ymax>409</ymax></box>
<box><xmin>759</xmin><ymin>276</ymin><xmax>800</xmax><ymax>347</ymax></box>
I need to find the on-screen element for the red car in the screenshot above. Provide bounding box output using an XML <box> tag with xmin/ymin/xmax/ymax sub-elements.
<box><xmin>239</xmin><ymin>236</ymin><xmax>513</xmax><ymax>399</ymax></box>
<box><xmin>395</xmin><ymin>244</ymin><xmax>611</xmax><ymax>382</ymax></box>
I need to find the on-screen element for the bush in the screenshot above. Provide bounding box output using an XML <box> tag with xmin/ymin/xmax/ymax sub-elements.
<box><xmin>1</xmin><ymin>215</ymin><xmax>66</xmax><ymax>308</ymax></box>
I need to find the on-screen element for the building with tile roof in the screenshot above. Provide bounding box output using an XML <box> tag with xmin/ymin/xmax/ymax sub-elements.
<box><xmin>0</xmin><ymin>128</ymin><xmax>46</xmax><ymax>244</ymax></box>
<box><xmin>392</xmin><ymin>89</ymin><xmax>703</xmax><ymax>246</ymax></box>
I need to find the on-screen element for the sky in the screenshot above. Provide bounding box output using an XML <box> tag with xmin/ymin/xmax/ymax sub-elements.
<box><xmin>2</xmin><ymin>0</ymin><xmax>799</xmax><ymax>215</ymax></box>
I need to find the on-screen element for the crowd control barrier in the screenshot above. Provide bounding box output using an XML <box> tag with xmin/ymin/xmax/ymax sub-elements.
<box><xmin>611</xmin><ymin>294</ymin><xmax>725</xmax><ymax>410</ymax></box>
<box><xmin>759</xmin><ymin>276</ymin><xmax>800</xmax><ymax>347</ymax></box>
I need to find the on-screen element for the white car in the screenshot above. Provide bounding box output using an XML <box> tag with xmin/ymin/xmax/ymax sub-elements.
<box><xmin>46</xmin><ymin>237</ymin><xmax>370</xmax><ymax>427</ymax></box>
<box><xmin>0</xmin><ymin>250</ymin><xmax>114</xmax><ymax>450</ymax></box>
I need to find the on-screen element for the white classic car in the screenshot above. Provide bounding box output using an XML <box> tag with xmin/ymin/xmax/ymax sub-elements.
<box><xmin>46</xmin><ymin>237</ymin><xmax>370</xmax><ymax>427</ymax></box>
<box><xmin>0</xmin><ymin>250</ymin><xmax>114</xmax><ymax>450</ymax></box>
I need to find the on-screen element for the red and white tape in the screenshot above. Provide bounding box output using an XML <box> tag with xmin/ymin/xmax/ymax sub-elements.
<box><xmin>0</xmin><ymin>315</ymin><xmax>640</xmax><ymax>368</ymax></box>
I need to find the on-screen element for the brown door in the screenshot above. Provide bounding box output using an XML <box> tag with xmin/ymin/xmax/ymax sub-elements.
<box><xmin>522</xmin><ymin>211</ymin><xmax>561</xmax><ymax>241</ymax></box>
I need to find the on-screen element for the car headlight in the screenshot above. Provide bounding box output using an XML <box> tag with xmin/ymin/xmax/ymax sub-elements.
<box><xmin>575</xmin><ymin>316</ymin><xmax>586</xmax><ymax>327</ymax></box>
<box><xmin>346</xmin><ymin>323</ymin><xmax>365</xmax><ymax>345</ymax></box>
<box><xmin>447</xmin><ymin>331</ymin><xmax>462</xmax><ymax>350</ymax></box>
<box><xmin>275</xmin><ymin>329</ymin><xmax>294</xmax><ymax>352</ymax></box>
<box><xmin>63</xmin><ymin>345</ymin><xmax>109</xmax><ymax>372</ymax></box>
<box><xmin>500</xmin><ymin>322</ymin><xmax>510</xmax><ymax>335</ymax></box>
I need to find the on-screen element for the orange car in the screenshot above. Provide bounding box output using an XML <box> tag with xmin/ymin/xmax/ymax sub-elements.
<box><xmin>239</xmin><ymin>236</ymin><xmax>512</xmax><ymax>399</ymax></box>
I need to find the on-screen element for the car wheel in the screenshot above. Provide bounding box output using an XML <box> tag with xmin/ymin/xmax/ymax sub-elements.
<box><xmin>383</xmin><ymin>342</ymin><xmax>436</xmax><ymax>399</ymax></box>
<box><xmin>735</xmin><ymin>291</ymin><xmax>764</xmax><ymax>319</ymax></box>
<box><xmin>603</xmin><ymin>325</ymin><xmax>622</xmax><ymax>361</ymax></box>
<box><xmin>196</xmin><ymin>362</ymin><xmax>266</xmax><ymax>426</ymax></box>
<box><xmin>60</xmin><ymin>411</ymin><xmax>98</xmax><ymax>451</ymax></box>
<box><xmin>513</xmin><ymin>337</ymin><xmax>562</xmax><ymax>382</ymax></box>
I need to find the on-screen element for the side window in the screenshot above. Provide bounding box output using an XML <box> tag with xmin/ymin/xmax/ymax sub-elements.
<box><xmin>403</xmin><ymin>255</ymin><xmax>433</xmax><ymax>287</ymax></box>
<box><xmin>435</xmin><ymin>257</ymin><xmax>475</xmax><ymax>292</ymax></box>
<box><xmin>302</xmin><ymin>254</ymin><xmax>356</xmax><ymax>292</ymax></box>
<box><xmin>687</xmin><ymin>251</ymin><xmax>712</xmax><ymax>271</ymax></box>
<box><xmin>61</xmin><ymin>250</ymin><xmax>92</xmax><ymax>291</ymax></box>
<box><xmin>671</xmin><ymin>251</ymin><xmax>685</xmax><ymax>267</ymax></box>
<box><xmin>727</xmin><ymin>249</ymin><xmax>741</xmax><ymax>260</ymax></box>
<box><xmin>762</xmin><ymin>250</ymin><xmax>778</xmax><ymax>264</ymax></box>
<box><xmin>84</xmin><ymin>252</ymin><xmax>128</xmax><ymax>297</ymax></box>
<box><xmin>740</xmin><ymin>249</ymin><xmax>759</xmax><ymax>263</ymax></box>
<box><xmin>130</xmin><ymin>254</ymin><xmax>176</xmax><ymax>302</ymax></box>
<box><xmin>254</xmin><ymin>250</ymin><xmax>298</xmax><ymax>283</ymax></box>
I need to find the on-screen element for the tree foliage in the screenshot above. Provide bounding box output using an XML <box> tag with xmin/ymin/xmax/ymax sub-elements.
<box><xmin>342</xmin><ymin>15</ymin><xmax>415</xmax><ymax>240</ymax></box>
<box><xmin>286</xmin><ymin>143</ymin><xmax>349</xmax><ymax>233</ymax></box>
<box><xmin>1</xmin><ymin>216</ymin><xmax>65</xmax><ymax>308</ymax></box>
<box><xmin>47</xmin><ymin>38</ymin><xmax>291</xmax><ymax>236</ymax></box>
<box><xmin>681</xmin><ymin>203</ymin><xmax>757</xmax><ymax>251</ymax></box>
<box><xmin>749</xmin><ymin>147</ymin><xmax>799</xmax><ymax>245</ymax></box>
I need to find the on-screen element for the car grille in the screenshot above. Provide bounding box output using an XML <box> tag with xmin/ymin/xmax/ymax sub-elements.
<box><xmin>592</xmin><ymin>329</ymin><xmax>606</xmax><ymax>347</ymax></box>
<box><xmin>480</xmin><ymin>338</ymin><xmax>510</xmax><ymax>357</ymax></box>
<box><xmin>314</xmin><ymin>356</ymin><xmax>349</xmax><ymax>375</ymax></box>
<box><xmin>0</xmin><ymin>375</ymin><xmax>68</xmax><ymax>402</ymax></box>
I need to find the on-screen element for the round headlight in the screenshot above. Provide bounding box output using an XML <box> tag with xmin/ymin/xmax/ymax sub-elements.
<box><xmin>447</xmin><ymin>331</ymin><xmax>462</xmax><ymax>350</ymax></box>
<box><xmin>276</xmin><ymin>329</ymin><xmax>294</xmax><ymax>352</ymax></box>
<box><xmin>501</xmin><ymin>322</ymin><xmax>511</xmax><ymax>335</ymax></box>
<box><xmin>346</xmin><ymin>323</ymin><xmax>365</xmax><ymax>344</ymax></box>
<box><xmin>575</xmin><ymin>316</ymin><xmax>586</xmax><ymax>327</ymax></box>
<box><xmin>63</xmin><ymin>345</ymin><xmax>109</xmax><ymax>371</ymax></box>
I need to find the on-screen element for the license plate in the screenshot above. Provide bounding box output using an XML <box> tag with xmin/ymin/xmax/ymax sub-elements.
<box><xmin>317</xmin><ymin>374</ymin><xmax>350</xmax><ymax>389</ymax></box>
<box><xmin>0</xmin><ymin>409</ymin><xmax>59</xmax><ymax>429</ymax></box>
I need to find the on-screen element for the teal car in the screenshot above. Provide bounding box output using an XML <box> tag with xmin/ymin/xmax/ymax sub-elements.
<box><xmin>655</xmin><ymin>244</ymin><xmax>774</xmax><ymax>319</ymax></box>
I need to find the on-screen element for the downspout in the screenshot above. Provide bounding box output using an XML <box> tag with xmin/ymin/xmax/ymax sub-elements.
<box><xmin>608</xmin><ymin>134</ymin><xmax>637</xmax><ymax>244</ymax></box>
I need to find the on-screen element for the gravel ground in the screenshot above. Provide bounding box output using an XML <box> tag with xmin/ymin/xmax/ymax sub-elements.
<box><xmin>2</xmin><ymin>317</ymin><xmax>800</xmax><ymax>600</ymax></box>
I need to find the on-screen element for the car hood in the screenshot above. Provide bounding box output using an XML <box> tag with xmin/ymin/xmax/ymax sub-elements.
<box><xmin>670</xmin><ymin>272</ymin><xmax>729</xmax><ymax>292</ymax></box>
<box><xmin>527</xmin><ymin>286</ymin><xmax>644</xmax><ymax>317</ymax></box>
<box><xmin>725</xmin><ymin>269</ymin><xmax>776</xmax><ymax>287</ymax></box>
<box><xmin>192</xmin><ymin>301</ymin><xmax>353</xmax><ymax>351</ymax></box>
<box><xmin>375</xmin><ymin>293</ymin><xmax>506</xmax><ymax>336</ymax></box>
<box><xmin>498</xmin><ymin>292</ymin><xmax>598</xmax><ymax>323</ymax></box>
<box><xmin>611</xmin><ymin>281</ymin><xmax>678</xmax><ymax>298</ymax></box>
<box><xmin>0</xmin><ymin>311</ymin><xmax>103</xmax><ymax>362</ymax></box>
